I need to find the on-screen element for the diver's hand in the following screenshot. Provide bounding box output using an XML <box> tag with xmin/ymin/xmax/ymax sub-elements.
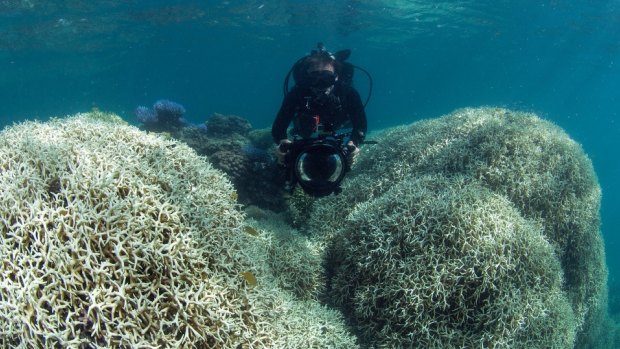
<box><xmin>276</xmin><ymin>139</ymin><xmax>292</xmax><ymax>165</ymax></box>
<box><xmin>346</xmin><ymin>140</ymin><xmax>360</xmax><ymax>168</ymax></box>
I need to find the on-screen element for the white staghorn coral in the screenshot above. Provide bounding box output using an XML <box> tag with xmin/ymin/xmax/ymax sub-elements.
<box><xmin>306</xmin><ymin>107</ymin><xmax>606</xmax><ymax>348</ymax></box>
<box><xmin>0</xmin><ymin>112</ymin><xmax>357</xmax><ymax>348</ymax></box>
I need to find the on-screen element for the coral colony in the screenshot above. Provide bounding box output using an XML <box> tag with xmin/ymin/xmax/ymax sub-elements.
<box><xmin>307</xmin><ymin>107</ymin><xmax>608</xmax><ymax>348</ymax></box>
<box><xmin>0</xmin><ymin>113</ymin><xmax>357</xmax><ymax>348</ymax></box>
<box><xmin>135</xmin><ymin>99</ymin><xmax>187</xmax><ymax>132</ymax></box>
<box><xmin>134</xmin><ymin>105</ymin><xmax>156</xmax><ymax>124</ymax></box>
<box><xmin>153</xmin><ymin>99</ymin><xmax>186</xmax><ymax>125</ymax></box>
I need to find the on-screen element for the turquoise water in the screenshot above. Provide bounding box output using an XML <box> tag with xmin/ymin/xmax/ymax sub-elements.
<box><xmin>2</xmin><ymin>0</ymin><xmax>618</xmax><ymax>314</ymax></box>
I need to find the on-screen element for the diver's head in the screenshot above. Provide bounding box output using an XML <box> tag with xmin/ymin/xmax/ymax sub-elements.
<box><xmin>307</xmin><ymin>53</ymin><xmax>335</xmax><ymax>73</ymax></box>
<box><xmin>305</xmin><ymin>54</ymin><xmax>338</xmax><ymax>91</ymax></box>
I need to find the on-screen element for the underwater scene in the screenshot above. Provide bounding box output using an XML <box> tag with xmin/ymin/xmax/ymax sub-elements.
<box><xmin>1</xmin><ymin>1</ymin><xmax>619</xmax><ymax>348</ymax></box>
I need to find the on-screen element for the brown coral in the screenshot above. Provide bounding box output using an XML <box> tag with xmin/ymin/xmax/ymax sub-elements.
<box><xmin>206</xmin><ymin>112</ymin><xmax>252</xmax><ymax>136</ymax></box>
<box><xmin>209</xmin><ymin>149</ymin><xmax>251</xmax><ymax>183</ymax></box>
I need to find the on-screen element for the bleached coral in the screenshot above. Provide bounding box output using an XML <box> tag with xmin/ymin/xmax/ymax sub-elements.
<box><xmin>327</xmin><ymin>175</ymin><xmax>576</xmax><ymax>348</ymax></box>
<box><xmin>307</xmin><ymin>107</ymin><xmax>606</xmax><ymax>348</ymax></box>
<box><xmin>243</xmin><ymin>215</ymin><xmax>326</xmax><ymax>301</ymax></box>
<box><xmin>0</xmin><ymin>112</ymin><xmax>358</xmax><ymax>348</ymax></box>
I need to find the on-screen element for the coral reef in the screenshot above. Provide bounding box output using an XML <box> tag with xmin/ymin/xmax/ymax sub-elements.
<box><xmin>0</xmin><ymin>112</ymin><xmax>358</xmax><ymax>348</ymax></box>
<box><xmin>2</xmin><ymin>106</ymin><xmax>608</xmax><ymax>348</ymax></box>
<box><xmin>302</xmin><ymin>107</ymin><xmax>607</xmax><ymax>348</ymax></box>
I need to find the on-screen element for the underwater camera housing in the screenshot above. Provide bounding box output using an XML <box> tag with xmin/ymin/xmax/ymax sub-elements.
<box><xmin>281</xmin><ymin>133</ymin><xmax>351</xmax><ymax>197</ymax></box>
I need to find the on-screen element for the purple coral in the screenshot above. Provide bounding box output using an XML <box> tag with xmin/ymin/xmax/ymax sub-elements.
<box><xmin>135</xmin><ymin>105</ymin><xmax>157</xmax><ymax>124</ymax></box>
<box><xmin>135</xmin><ymin>99</ymin><xmax>187</xmax><ymax>132</ymax></box>
<box><xmin>153</xmin><ymin>99</ymin><xmax>186</xmax><ymax>125</ymax></box>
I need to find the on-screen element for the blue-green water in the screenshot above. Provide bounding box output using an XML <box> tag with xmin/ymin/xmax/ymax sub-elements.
<box><xmin>2</xmin><ymin>0</ymin><xmax>619</xmax><ymax>312</ymax></box>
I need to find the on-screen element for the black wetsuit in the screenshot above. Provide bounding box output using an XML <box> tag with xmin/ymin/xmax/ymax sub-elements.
<box><xmin>272</xmin><ymin>83</ymin><xmax>367</xmax><ymax>146</ymax></box>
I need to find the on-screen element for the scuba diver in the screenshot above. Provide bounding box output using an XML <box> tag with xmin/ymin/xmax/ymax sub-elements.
<box><xmin>272</xmin><ymin>43</ymin><xmax>371</xmax><ymax>197</ymax></box>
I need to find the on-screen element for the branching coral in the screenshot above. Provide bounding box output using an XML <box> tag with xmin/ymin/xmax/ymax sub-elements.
<box><xmin>305</xmin><ymin>107</ymin><xmax>606</xmax><ymax>348</ymax></box>
<box><xmin>326</xmin><ymin>175</ymin><xmax>576</xmax><ymax>348</ymax></box>
<box><xmin>0</xmin><ymin>112</ymin><xmax>358</xmax><ymax>348</ymax></box>
<box><xmin>243</xmin><ymin>216</ymin><xmax>326</xmax><ymax>301</ymax></box>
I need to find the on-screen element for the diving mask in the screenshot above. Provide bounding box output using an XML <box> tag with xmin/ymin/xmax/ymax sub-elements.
<box><xmin>307</xmin><ymin>70</ymin><xmax>337</xmax><ymax>90</ymax></box>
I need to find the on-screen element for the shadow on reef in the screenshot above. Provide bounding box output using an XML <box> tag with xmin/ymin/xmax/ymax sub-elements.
<box><xmin>135</xmin><ymin>101</ymin><xmax>287</xmax><ymax>211</ymax></box>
